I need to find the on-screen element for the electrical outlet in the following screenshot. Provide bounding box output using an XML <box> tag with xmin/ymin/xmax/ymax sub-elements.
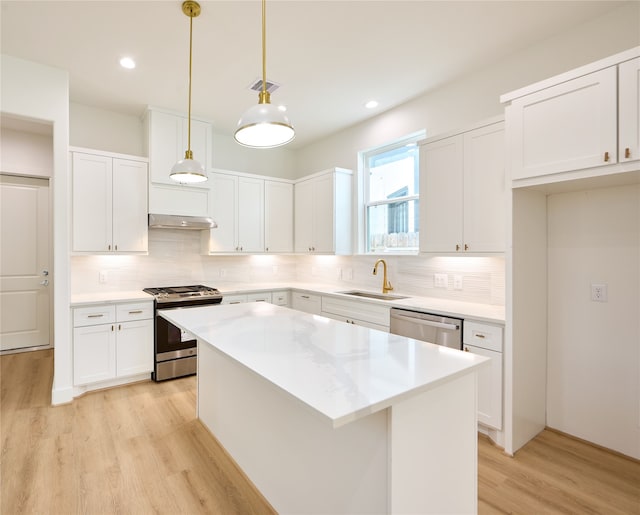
<box><xmin>336</xmin><ymin>268</ymin><xmax>343</xmax><ymax>280</ymax></box>
<box><xmin>591</xmin><ymin>283</ymin><xmax>608</xmax><ymax>302</ymax></box>
<box><xmin>345</xmin><ymin>268</ymin><xmax>353</xmax><ymax>281</ymax></box>
<box><xmin>99</xmin><ymin>270</ymin><xmax>108</xmax><ymax>284</ymax></box>
<box><xmin>453</xmin><ymin>275</ymin><xmax>463</xmax><ymax>290</ymax></box>
<box><xmin>434</xmin><ymin>273</ymin><xmax>448</xmax><ymax>288</ymax></box>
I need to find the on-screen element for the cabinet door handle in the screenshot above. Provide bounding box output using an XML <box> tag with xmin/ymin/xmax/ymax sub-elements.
<box><xmin>87</xmin><ymin>314</ymin><xmax>104</xmax><ymax>318</ymax></box>
<box><xmin>604</xmin><ymin>151</ymin><xmax>610</xmax><ymax>162</ymax></box>
<box><xmin>128</xmin><ymin>310</ymin><xmax>143</xmax><ymax>314</ymax></box>
<box><xmin>456</xmin><ymin>244</ymin><xmax>461</xmax><ymax>251</ymax></box>
<box><xmin>108</xmin><ymin>244</ymin><xmax>111</xmax><ymax>251</ymax></box>
<box><xmin>464</xmin><ymin>244</ymin><xmax>469</xmax><ymax>251</ymax></box>
<box><xmin>118</xmin><ymin>324</ymin><xmax>122</xmax><ymax>330</ymax></box>
<box><xmin>625</xmin><ymin>147</ymin><xmax>631</xmax><ymax>159</ymax></box>
<box><xmin>111</xmin><ymin>325</ymin><xmax>115</xmax><ymax>331</ymax></box>
<box><xmin>115</xmin><ymin>244</ymin><xmax>118</xmax><ymax>251</ymax></box>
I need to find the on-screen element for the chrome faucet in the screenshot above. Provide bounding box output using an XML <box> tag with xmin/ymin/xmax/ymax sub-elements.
<box><xmin>372</xmin><ymin>259</ymin><xmax>393</xmax><ymax>294</ymax></box>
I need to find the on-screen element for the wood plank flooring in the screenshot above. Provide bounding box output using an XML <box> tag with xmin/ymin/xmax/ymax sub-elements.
<box><xmin>2</xmin><ymin>349</ymin><xmax>639</xmax><ymax>514</ymax></box>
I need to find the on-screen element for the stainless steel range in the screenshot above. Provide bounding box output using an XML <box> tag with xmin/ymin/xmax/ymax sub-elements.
<box><xmin>143</xmin><ymin>285</ymin><xmax>223</xmax><ymax>381</ymax></box>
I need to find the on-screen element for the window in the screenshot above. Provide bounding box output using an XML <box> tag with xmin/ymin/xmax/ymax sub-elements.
<box><xmin>362</xmin><ymin>132</ymin><xmax>423</xmax><ymax>253</ymax></box>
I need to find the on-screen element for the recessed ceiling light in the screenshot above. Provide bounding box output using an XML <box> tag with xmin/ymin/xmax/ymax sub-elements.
<box><xmin>119</xmin><ymin>57</ymin><xmax>136</xmax><ymax>69</ymax></box>
<box><xmin>365</xmin><ymin>100</ymin><xmax>379</xmax><ymax>109</ymax></box>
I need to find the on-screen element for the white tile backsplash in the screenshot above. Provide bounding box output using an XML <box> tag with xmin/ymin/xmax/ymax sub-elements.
<box><xmin>71</xmin><ymin>229</ymin><xmax>504</xmax><ymax>306</ymax></box>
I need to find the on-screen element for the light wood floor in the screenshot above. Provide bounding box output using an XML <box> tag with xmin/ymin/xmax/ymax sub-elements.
<box><xmin>2</xmin><ymin>350</ymin><xmax>639</xmax><ymax>514</ymax></box>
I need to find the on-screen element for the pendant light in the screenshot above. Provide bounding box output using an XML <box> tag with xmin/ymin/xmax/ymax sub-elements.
<box><xmin>234</xmin><ymin>0</ymin><xmax>295</xmax><ymax>148</ymax></box>
<box><xmin>170</xmin><ymin>0</ymin><xmax>207</xmax><ymax>184</ymax></box>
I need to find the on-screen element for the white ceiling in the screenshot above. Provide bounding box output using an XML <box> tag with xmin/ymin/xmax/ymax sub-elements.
<box><xmin>0</xmin><ymin>1</ymin><xmax>629</xmax><ymax>148</ymax></box>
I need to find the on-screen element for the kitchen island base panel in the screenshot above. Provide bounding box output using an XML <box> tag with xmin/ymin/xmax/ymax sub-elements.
<box><xmin>198</xmin><ymin>341</ymin><xmax>388</xmax><ymax>514</ymax></box>
<box><xmin>198</xmin><ymin>340</ymin><xmax>479</xmax><ymax>514</ymax></box>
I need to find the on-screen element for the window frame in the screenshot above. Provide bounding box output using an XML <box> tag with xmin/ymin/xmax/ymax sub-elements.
<box><xmin>358</xmin><ymin>130</ymin><xmax>425</xmax><ymax>255</ymax></box>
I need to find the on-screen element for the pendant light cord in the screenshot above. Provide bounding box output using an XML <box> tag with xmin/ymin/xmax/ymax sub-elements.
<box><xmin>187</xmin><ymin>11</ymin><xmax>193</xmax><ymax>154</ymax></box>
<box><xmin>262</xmin><ymin>0</ymin><xmax>267</xmax><ymax>98</ymax></box>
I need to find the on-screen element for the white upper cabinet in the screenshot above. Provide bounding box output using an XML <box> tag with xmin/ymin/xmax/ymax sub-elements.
<box><xmin>145</xmin><ymin>108</ymin><xmax>213</xmax><ymax>217</ymax></box>
<box><xmin>294</xmin><ymin>168</ymin><xmax>352</xmax><ymax>255</ymax></box>
<box><xmin>203</xmin><ymin>171</ymin><xmax>293</xmax><ymax>254</ymax></box>
<box><xmin>265</xmin><ymin>180</ymin><xmax>293</xmax><ymax>253</ymax></box>
<box><xmin>619</xmin><ymin>57</ymin><xmax>640</xmax><ymax>164</ymax></box>
<box><xmin>420</xmin><ymin>120</ymin><xmax>505</xmax><ymax>253</ymax></box>
<box><xmin>145</xmin><ymin>108</ymin><xmax>213</xmax><ymax>186</ymax></box>
<box><xmin>72</xmin><ymin>151</ymin><xmax>148</xmax><ymax>253</ymax></box>
<box><xmin>502</xmin><ymin>47</ymin><xmax>640</xmax><ymax>184</ymax></box>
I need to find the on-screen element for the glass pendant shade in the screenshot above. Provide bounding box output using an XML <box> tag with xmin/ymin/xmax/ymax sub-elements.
<box><xmin>170</xmin><ymin>150</ymin><xmax>207</xmax><ymax>183</ymax></box>
<box><xmin>235</xmin><ymin>100</ymin><xmax>295</xmax><ymax>148</ymax></box>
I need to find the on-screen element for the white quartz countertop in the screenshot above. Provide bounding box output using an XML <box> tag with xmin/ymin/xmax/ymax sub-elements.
<box><xmin>159</xmin><ymin>302</ymin><xmax>489</xmax><ymax>428</ymax></box>
<box><xmin>218</xmin><ymin>282</ymin><xmax>505</xmax><ymax>324</ymax></box>
<box><xmin>70</xmin><ymin>290</ymin><xmax>154</xmax><ymax>306</ymax></box>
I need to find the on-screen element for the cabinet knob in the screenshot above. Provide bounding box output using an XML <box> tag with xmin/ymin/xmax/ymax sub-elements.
<box><xmin>625</xmin><ymin>147</ymin><xmax>631</xmax><ymax>159</ymax></box>
<box><xmin>464</xmin><ymin>347</ymin><xmax>469</xmax><ymax>352</ymax></box>
<box><xmin>604</xmin><ymin>151</ymin><xmax>610</xmax><ymax>162</ymax></box>
<box><xmin>265</xmin><ymin>247</ymin><xmax>269</xmax><ymax>252</ymax></box>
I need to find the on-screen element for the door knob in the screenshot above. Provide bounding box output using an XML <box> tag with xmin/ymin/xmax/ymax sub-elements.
<box><xmin>42</xmin><ymin>270</ymin><xmax>49</xmax><ymax>276</ymax></box>
<box><xmin>40</xmin><ymin>279</ymin><xmax>49</xmax><ymax>286</ymax></box>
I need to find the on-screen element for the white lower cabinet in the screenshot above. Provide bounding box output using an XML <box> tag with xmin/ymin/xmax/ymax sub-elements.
<box><xmin>321</xmin><ymin>296</ymin><xmax>390</xmax><ymax>331</ymax></box>
<box><xmin>463</xmin><ymin>321</ymin><xmax>503</xmax><ymax>430</ymax></box>
<box><xmin>73</xmin><ymin>301</ymin><xmax>153</xmax><ymax>386</ymax></box>
<box><xmin>291</xmin><ymin>292</ymin><xmax>322</xmax><ymax>315</ymax></box>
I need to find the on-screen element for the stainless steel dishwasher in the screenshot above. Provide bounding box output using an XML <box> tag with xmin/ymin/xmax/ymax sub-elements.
<box><xmin>389</xmin><ymin>308</ymin><xmax>462</xmax><ymax>349</ymax></box>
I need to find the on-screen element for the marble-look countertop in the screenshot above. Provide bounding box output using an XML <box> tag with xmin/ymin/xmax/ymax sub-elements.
<box><xmin>70</xmin><ymin>282</ymin><xmax>505</xmax><ymax>323</ymax></box>
<box><xmin>218</xmin><ymin>282</ymin><xmax>506</xmax><ymax>324</ymax></box>
<box><xmin>70</xmin><ymin>290</ymin><xmax>154</xmax><ymax>307</ymax></box>
<box><xmin>159</xmin><ymin>302</ymin><xmax>489</xmax><ymax>427</ymax></box>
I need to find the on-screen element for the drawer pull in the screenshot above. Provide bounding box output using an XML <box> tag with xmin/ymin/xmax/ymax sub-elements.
<box><xmin>87</xmin><ymin>314</ymin><xmax>104</xmax><ymax>318</ymax></box>
<box><xmin>301</xmin><ymin>295</ymin><xmax>310</xmax><ymax>299</ymax></box>
<box><xmin>474</xmin><ymin>333</ymin><xmax>486</xmax><ymax>339</ymax></box>
<box><xmin>464</xmin><ymin>347</ymin><xmax>469</xmax><ymax>352</ymax></box>
<box><xmin>229</xmin><ymin>301</ymin><xmax>241</xmax><ymax>304</ymax></box>
<box><xmin>128</xmin><ymin>310</ymin><xmax>143</xmax><ymax>314</ymax></box>
<box><xmin>625</xmin><ymin>147</ymin><xmax>631</xmax><ymax>159</ymax></box>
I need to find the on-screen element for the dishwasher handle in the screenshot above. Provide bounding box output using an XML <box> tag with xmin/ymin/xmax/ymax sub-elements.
<box><xmin>391</xmin><ymin>312</ymin><xmax>460</xmax><ymax>331</ymax></box>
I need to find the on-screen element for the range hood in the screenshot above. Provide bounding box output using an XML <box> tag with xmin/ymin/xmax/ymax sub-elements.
<box><xmin>148</xmin><ymin>213</ymin><xmax>217</xmax><ymax>230</ymax></box>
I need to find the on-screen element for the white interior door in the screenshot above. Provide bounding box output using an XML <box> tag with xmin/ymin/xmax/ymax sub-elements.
<box><xmin>0</xmin><ymin>175</ymin><xmax>51</xmax><ymax>352</ymax></box>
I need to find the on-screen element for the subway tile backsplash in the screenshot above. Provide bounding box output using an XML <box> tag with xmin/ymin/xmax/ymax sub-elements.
<box><xmin>71</xmin><ymin>229</ymin><xmax>504</xmax><ymax>306</ymax></box>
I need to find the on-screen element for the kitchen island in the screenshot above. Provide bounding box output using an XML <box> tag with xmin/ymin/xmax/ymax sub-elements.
<box><xmin>160</xmin><ymin>302</ymin><xmax>488</xmax><ymax>514</ymax></box>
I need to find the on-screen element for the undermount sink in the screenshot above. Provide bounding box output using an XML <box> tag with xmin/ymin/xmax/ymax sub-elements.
<box><xmin>338</xmin><ymin>290</ymin><xmax>409</xmax><ymax>301</ymax></box>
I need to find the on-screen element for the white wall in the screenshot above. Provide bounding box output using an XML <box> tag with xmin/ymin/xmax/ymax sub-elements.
<box><xmin>1</xmin><ymin>54</ymin><xmax>71</xmax><ymax>405</ymax></box>
<box><xmin>547</xmin><ymin>185</ymin><xmax>640</xmax><ymax>459</ymax></box>
<box><xmin>293</xmin><ymin>2</ymin><xmax>640</xmax><ymax>177</ymax></box>
<box><xmin>0</xmin><ymin>126</ymin><xmax>53</xmax><ymax>177</ymax></box>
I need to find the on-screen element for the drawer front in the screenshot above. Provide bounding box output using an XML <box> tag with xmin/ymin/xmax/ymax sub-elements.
<box><xmin>321</xmin><ymin>296</ymin><xmax>390</xmax><ymax>327</ymax></box>
<box><xmin>463</xmin><ymin>321</ymin><xmax>503</xmax><ymax>352</ymax></box>
<box><xmin>222</xmin><ymin>294</ymin><xmax>248</xmax><ymax>305</ymax></box>
<box><xmin>271</xmin><ymin>290</ymin><xmax>290</xmax><ymax>306</ymax></box>
<box><xmin>291</xmin><ymin>292</ymin><xmax>322</xmax><ymax>314</ymax></box>
<box><xmin>247</xmin><ymin>292</ymin><xmax>272</xmax><ymax>303</ymax></box>
<box><xmin>73</xmin><ymin>305</ymin><xmax>116</xmax><ymax>327</ymax></box>
<box><xmin>116</xmin><ymin>302</ymin><xmax>154</xmax><ymax>322</ymax></box>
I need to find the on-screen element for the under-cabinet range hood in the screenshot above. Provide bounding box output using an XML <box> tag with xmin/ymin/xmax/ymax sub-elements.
<box><xmin>148</xmin><ymin>213</ymin><xmax>217</xmax><ymax>230</ymax></box>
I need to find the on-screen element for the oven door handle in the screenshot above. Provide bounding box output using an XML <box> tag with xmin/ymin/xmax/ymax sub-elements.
<box><xmin>391</xmin><ymin>313</ymin><xmax>459</xmax><ymax>331</ymax></box>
